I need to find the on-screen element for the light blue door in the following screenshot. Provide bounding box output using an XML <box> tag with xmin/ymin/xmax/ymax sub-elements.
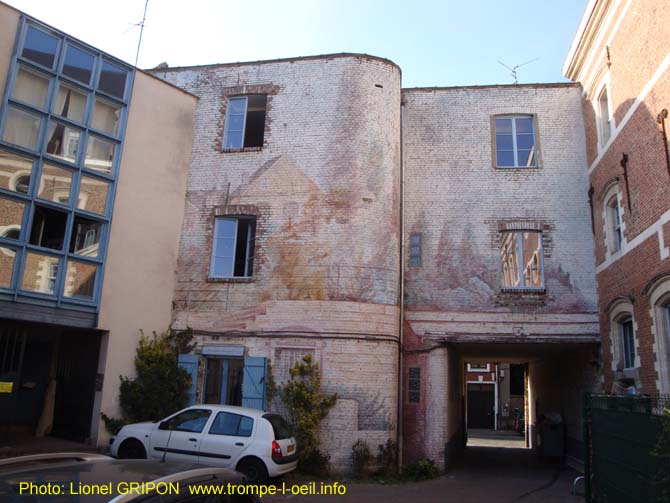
<box><xmin>241</xmin><ymin>357</ymin><xmax>266</xmax><ymax>410</ymax></box>
<box><xmin>178</xmin><ymin>354</ymin><xmax>199</xmax><ymax>406</ymax></box>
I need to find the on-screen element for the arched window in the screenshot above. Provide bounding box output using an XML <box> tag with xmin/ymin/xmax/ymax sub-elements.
<box><xmin>648</xmin><ymin>278</ymin><xmax>670</xmax><ymax>394</ymax></box>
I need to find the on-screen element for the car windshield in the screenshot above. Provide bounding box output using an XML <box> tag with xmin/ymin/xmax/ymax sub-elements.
<box><xmin>263</xmin><ymin>414</ymin><xmax>292</xmax><ymax>440</ymax></box>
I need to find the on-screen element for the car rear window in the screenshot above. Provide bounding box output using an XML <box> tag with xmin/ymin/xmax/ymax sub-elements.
<box><xmin>263</xmin><ymin>414</ymin><xmax>292</xmax><ymax>440</ymax></box>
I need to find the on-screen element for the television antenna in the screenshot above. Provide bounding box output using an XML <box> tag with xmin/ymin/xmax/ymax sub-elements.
<box><xmin>498</xmin><ymin>58</ymin><xmax>539</xmax><ymax>85</ymax></box>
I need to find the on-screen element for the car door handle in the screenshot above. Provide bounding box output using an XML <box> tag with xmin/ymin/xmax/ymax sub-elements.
<box><xmin>235</xmin><ymin>442</ymin><xmax>244</xmax><ymax>446</ymax></box>
<box><xmin>188</xmin><ymin>438</ymin><xmax>198</xmax><ymax>442</ymax></box>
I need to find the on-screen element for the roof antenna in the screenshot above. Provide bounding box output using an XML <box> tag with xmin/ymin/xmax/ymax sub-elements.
<box><xmin>498</xmin><ymin>58</ymin><xmax>539</xmax><ymax>85</ymax></box>
<box><xmin>133</xmin><ymin>0</ymin><xmax>150</xmax><ymax>68</ymax></box>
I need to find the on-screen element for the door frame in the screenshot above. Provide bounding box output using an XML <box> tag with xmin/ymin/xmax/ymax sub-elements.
<box><xmin>466</xmin><ymin>381</ymin><xmax>497</xmax><ymax>430</ymax></box>
<box><xmin>204</xmin><ymin>357</ymin><xmax>243</xmax><ymax>405</ymax></box>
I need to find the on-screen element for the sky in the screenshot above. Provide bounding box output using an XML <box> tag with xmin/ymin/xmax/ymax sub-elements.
<box><xmin>5</xmin><ymin>0</ymin><xmax>588</xmax><ymax>88</ymax></box>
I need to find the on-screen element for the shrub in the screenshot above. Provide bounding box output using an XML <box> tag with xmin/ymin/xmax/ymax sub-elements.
<box><xmin>376</xmin><ymin>439</ymin><xmax>398</xmax><ymax>475</ymax></box>
<box><xmin>351</xmin><ymin>439</ymin><xmax>373</xmax><ymax>478</ymax></box>
<box><xmin>278</xmin><ymin>354</ymin><xmax>338</xmax><ymax>473</ymax></box>
<box><xmin>402</xmin><ymin>459</ymin><xmax>439</xmax><ymax>481</ymax></box>
<box><xmin>102</xmin><ymin>327</ymin><xmax>195</xmax><ymax>434</ymax></box>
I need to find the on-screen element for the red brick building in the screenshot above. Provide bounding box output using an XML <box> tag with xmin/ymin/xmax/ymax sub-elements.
<box><xmin>564</xmin><ymin>0</ymin><xmax>670</xmax><ymax>395</ymax></box>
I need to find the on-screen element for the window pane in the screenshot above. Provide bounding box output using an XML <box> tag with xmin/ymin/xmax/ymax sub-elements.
<box><xmin>84</xmin><ymin>135</ymin><xmax>115</xmax><ymax>174</ymax></box>
<box><xmin>98</xmin><ymin>60</ymin><xmax>127</xmax><ymax>99</ymax></box>
<box><xmin>224</xmin><ymin>131</ymin><xmax>243</xmax><ymax>149</ymax></box>
<box><xmin>166</xmin><ymin>409</ymin><xmax>211</xmax><ymax>433</ymax></box>
<box><xmin>215</xmin><ymin>219</ymin><xmax>237</xmax><ymax>239</ymax></box>
<box><xmin>3</xmin><ymin>106</ymin><xmax>42</xmax><ymax>151</ymax></box>
<box><xmin>21</xmin><ymin>251</ymin><xmax>58</xmax><ymax>295</ymax></box>
<box><xmin>0</xmin><ymin>150</ymin><xmax>34</xmax><ymax>194</ymax></box>
<box><xmin>515</xmin><ymin>117</ymin><xmax>533</xmax><ymax>134</ymax></box>
<box><xmin>63</xmin><ymin>45</ymin><xmax>94</xmax><ymax>85</ymax></box>
<box><xmin>228</xmin><ymin>97</ymin><xmax>247</xmax><ymax>114</ymax></box>
<box><xmin>0</xmin><ymin>197</ymin><xmax>25</xmax><ymax>240</ymax></box>
<box><xmin>521</xmin><ymin>232</ymin><xmax>543</xmax><ymax>287</ymax></box>
<box><xmin>70</xmin><ymin>217</ymin><xmax>101</xmax><ymax>258</ymax></box>
<box><xmin>29</xmin><ymin>205</ymin><xmax>68</xmax><ymax>250</ymax></box>
<box><xmin>209</xmin><ymin>412</ymin><xmax>241</xmax><ymax>436</ymax></box>
<box><xmin>516</xmin><ymin>134</ymin><xmax>535</xmax><ymax>150</ymax></box>
<box><xmin>495</xmin><ymin>134</ymin><xmax>513</xmax><ymax>150</ymax></box>
<box><xmin>238</xmin><ymin>416</ymin><xmax>253</xmax><ymax>437</ymax></box>
<box><xmin>226</xmin><ymin>113</ymin><xmax>245</xmax><ymax>132</ymax></box>
<box><xmin>495</xmin><ymin>118</ymin><xmax>512</xmax><ymax>133</ymax></box>
<box><xmin>0</xmin><ymin>246</ymin><xmax>16</xmax><ymax>288</ymax></box>
<box><xmin>496</xmin><ymin>150</ymin><xmax>515</xmax><ymax>167</ymax></box>
<box><xmin>500</xmin><ymin>232</ymin><xmax>519</xmax><ymax>287</ymax></box>
<box><xmin>11</xmin><ymin>66</ymin><xmax>50</xmax><ymax>109</ymax></box>
<box><xmin>92</xmin><ymin>98</ymin><xmax>121</xmax><ymax>136</ymax></box>
<box><xmin>52</xmin><ymin>83</ymin><xmax>87</xmax><ymax>123</ymax></box>
<box><xmin>45</xmin><ymin>121</ymin><xmax>81</xmax><ymax>164</ymax></box>
<box><xmin>78</xmin><ymin>175</ymin><xmax>110</xmax><ymax>215</ymax></box>
<box><xmin>63</xmin><ymin>259</ymin><xmax>96</xmax><ymax>300</ymax></box>
<box><xmin>517</xmin><ymin>150</ymin><xmax>535</xmax><ymax>167</ymax></box>
<box><xmin>37</xmin><ymin>163</ymin><xmax>73</xmax><ymax>205</ymax></box>
<box><xmin>22</xmin><ymin>26</ymin><xmax>58</xmax><ymax>69</ymax></box>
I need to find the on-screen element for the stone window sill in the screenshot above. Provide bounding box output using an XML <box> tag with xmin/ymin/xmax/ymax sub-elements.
<box><xmin>499</xmin><ymin>287</ymin><xmax>546</xmax><ymax>294</ymax></box>
<box><xmin>222</xmin><ymin>147</ymin><xmax>262</xmax><ymax>153</ymax></box>
<box><xmin>207</xmin><ymin>277</ymin><xmax>255</xmax><ymax>284</ymax></box>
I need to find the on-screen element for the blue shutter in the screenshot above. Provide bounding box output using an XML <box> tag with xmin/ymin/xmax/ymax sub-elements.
<box><xmin>178</xmin><ymin>354</ymin><xmax>199</xmax><ymax>406</ymax></box>
<box><xmin>242</xmin><ymin>356</ymin><xmax>266</xmax><ymax>410</ymax></box>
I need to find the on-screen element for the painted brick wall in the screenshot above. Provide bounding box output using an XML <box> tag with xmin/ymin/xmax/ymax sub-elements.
<box><xmin>150</xmin><ymin>55</ymin><xmax>402</xmax><ymax>472</ymax></box>
<box><xmin>400</xmin><ymin>84</ymin><xmax>600</xmax><ymax>467</ymax></box>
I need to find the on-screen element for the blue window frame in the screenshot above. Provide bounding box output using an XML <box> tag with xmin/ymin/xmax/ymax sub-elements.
<box><xmin>0</xmin><ymin>18</ymin><xmax>134</xmax><ymax>312</ymax></box>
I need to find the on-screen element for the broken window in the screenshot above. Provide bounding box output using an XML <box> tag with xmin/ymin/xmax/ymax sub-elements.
<box><xmin>210</xmin><ymin>217</ymin><xmax>256</xmax><ymax>278</ymax></box>
<box><xmin>494</xmin><ymin>115</ymin><xmax>536</xmax><ymax>167</ymax></box>
<box><xmin>29</xmin><ymin>205</ymin><xmax>68</xmax><ymax>250</ymax></box>
<box><xmin>223</xmin><ymin>95</ymin><xmax>267</xmax><ymax>149</ymax></box>
<box><xmin>409</xmin><ymin>233</ymin><xmax>422</xmax><ymax>267</ymax></box>
<box><xmin>408</xmin><ymin>367</ymin><xmax>421</xmax><ymax>403</ymax></box>
<box><xmin>500</xmin><ymin>230</ymin><xmax>543</xmax><ymax>289</ymax></box>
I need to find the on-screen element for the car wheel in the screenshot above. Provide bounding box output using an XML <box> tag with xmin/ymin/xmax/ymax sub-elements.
<box><xmin>237</xmin><ymin>457</ymin><xmax>268</xmax><ymax>484</ymax></box>
<box><xmin>118</xmin><ymin>439</ymin><xmax>146</xmax><ymax>459</ymax></box>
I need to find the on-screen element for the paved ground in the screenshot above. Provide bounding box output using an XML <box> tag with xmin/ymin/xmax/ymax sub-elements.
<box><xmin>467</xmin><ymin>428</ymin><xmax>527</xmax><ymax>448</ymax></box>
<box><xmin>266</xmin><ymin>446</ymin><xmax>584</xmax><ymax>503</ymax></box>
<box><xmin>0</xmin><ymin>434</ymin><xmax>95</xmax><ymax>458</ymax></box>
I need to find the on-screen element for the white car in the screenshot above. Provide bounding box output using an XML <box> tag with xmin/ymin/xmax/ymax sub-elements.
<box><xmin>109</xmin><ymin>405</ymin><xmax>298</xmax><ymax>483</ymax></box>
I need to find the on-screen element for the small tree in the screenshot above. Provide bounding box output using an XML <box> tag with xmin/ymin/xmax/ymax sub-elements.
<box><xmin>280</xmin><ymin>354</ymin><xmax>337</xmax><ymax>474</ymax></box>
<box><xmin>102</xmin><ymin>327</ymin><xmax>195</xmax><ymax>433</ymax></box>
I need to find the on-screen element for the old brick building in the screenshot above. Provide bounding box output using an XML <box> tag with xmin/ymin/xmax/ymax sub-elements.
<box><xmin>152</xmin><ymin>60</ymin><xmax>601</xmax><ymax>470</ymax></box>
<box><xmin>564</xmin><ymin>0</ymin><xmax>670</xmax><ymax>396</ymax></box>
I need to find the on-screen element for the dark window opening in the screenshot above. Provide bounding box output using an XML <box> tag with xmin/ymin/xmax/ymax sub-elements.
<box><xmin>30</xmin><ymin>205</ymin><xmax>68</xmax><ymax>250</ymax></box>
<box><xmin>243</xmin><ymin>95</ymin><xmax>267</xmax><ymax>148</ymax></box>
<box><xmin>509</xmin><ymin>364</ymin><xmax>525</xmax><ymax>396</ymax></box>
<box><xmin>204</xmin><ymin>357</ymin><xmax>243</xmax><ymax>406</ymax></box>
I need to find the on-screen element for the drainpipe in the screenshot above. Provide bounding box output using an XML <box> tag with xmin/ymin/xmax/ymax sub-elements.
<box><xmin>397</xmin><ymin>95</ymin><xmax>405</xmax><ymax>471</ymax></box>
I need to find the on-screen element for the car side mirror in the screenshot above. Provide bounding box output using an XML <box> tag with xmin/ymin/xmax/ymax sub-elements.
<box><xmin>159</xmin><ymin>421</ymin><xmax>170</xmax><ymax>431</ymax></box>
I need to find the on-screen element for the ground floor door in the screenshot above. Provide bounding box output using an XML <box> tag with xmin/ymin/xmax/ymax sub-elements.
<box><xmin>204</xmin><ymin>357</ymin><xmax>243</xmax><ymax>406</ymax></box>
<box><xmin>467</xmin><ymin>383</ymin><xmax>494</xmax><ymax>429</ymax></box>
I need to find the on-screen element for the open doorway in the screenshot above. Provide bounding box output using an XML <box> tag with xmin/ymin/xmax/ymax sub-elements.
<box><xmin>465</xmin><ymin>361</ymin><xmax>528</xmax><ymax>449</ymax></box>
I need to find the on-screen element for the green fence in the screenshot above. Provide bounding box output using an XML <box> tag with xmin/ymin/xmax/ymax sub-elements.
<box><xmin>584</xmin><ymin>394</ymin><xmax>670</xmax><ymax>503</ymax></box>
